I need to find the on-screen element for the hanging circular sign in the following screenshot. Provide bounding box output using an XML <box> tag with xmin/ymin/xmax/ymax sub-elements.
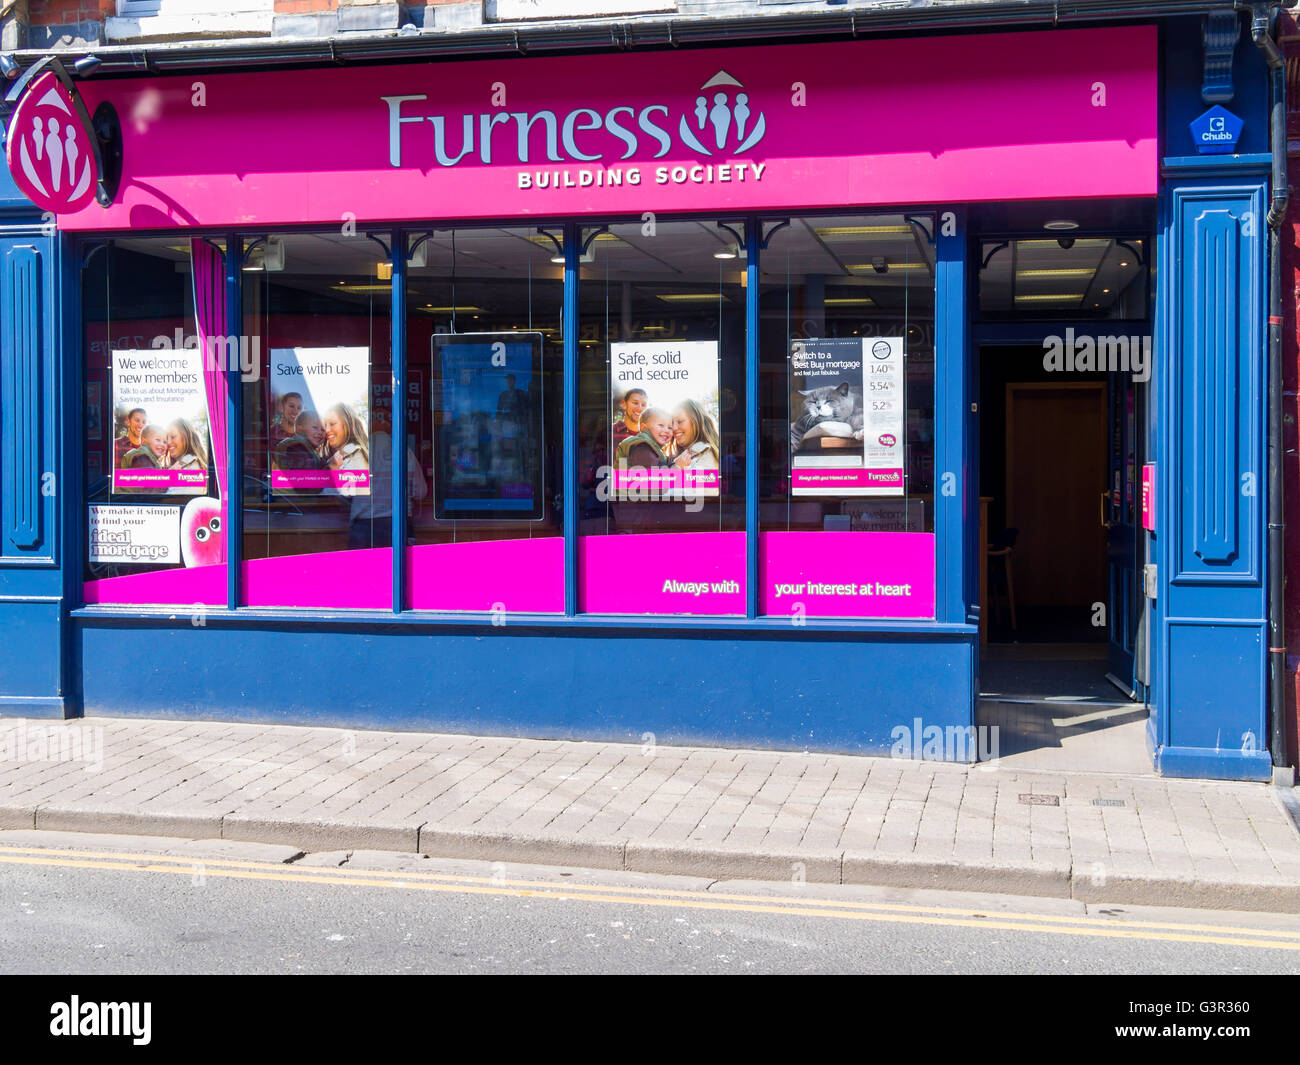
<box><xmin>5</xmin><ymin>71</ymin><xmax>99</xmax><ymax>213</ymax></box>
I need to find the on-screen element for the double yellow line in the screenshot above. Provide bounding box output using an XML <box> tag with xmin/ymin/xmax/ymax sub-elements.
<box><xmin>2</xmin><ymin>843</ymin><xmax>1299</xmax><ymax>952</ymax></box>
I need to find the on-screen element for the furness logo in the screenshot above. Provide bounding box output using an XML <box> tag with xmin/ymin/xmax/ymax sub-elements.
<box><xmin>382</xmin><ymin>68</ymin><xmax>768</xmax><ymax>173</ymax></box>
<box><xmin>677</xmin><ymin>71</ymin><xmax>766</xmax><ymax>157</ymax></box>
<box><xmin>5</xmin><ymin>72</ymin><xmax>98</xmax><ymax>213</ymax></box>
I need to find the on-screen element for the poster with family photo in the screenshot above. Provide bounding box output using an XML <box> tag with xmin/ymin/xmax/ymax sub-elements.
<box><xmin>110</xmin><ymin>347</ymin><xmax>210</xmax><ymax>496</ymax></box>
<box><xmin>432</xmin><ymin>332</ymin><xmax>543</xmax><ymax>521</ymax></box>
<box><xmin>789</xmin><ymin>336</ymin><xmax>905</xmax><ymax>497</ymax></box>
<box><xmin>268</xmin><ymin>347</ymin><xmax>372</xmax><ymax>496</ymax></box>
<box><xmin>611</xmin><ymin>340</ymin><xmax>721</xmax><ymax>501</ymax></box>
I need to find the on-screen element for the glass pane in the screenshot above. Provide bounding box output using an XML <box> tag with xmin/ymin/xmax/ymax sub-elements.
<box><xmin>241</xmin><ymin>232</ymin><xmax>393</xmax><ymax>609</ymax></box>
<box><xmin>979</xmin><ymin>237</ymin><xmax>1148</xmax><ymax>319</ymax></box>
<box><xmin>758</xmin><ymin>214</ymin><xmax>936</xmax><ymax>619</ymax></box>
<box><xmin>577</xmin><ymin>219</ymin><xmax>746</xmax><ymax>616</ymax></box>
<box><xmin>83</xmin><ymin>237</ymin><xmax>227</xmax><ymax>607</ymax></box>
<box><xmin>405</xmin><ymin>227</ymin><xmax>564</xmax><ymax>613</ymax></box>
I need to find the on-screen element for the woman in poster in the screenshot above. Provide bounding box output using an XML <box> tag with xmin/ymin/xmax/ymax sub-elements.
<box><xmin>323</xmin><ymin>402</ymin><xmax>370</xmax><ymax>495</ymax></box>
<box><xmin>668</xmin><ymin>399</ymin><xmax>721</xmax><ymax>471</ymax></box>
<box><xmin>611</xmin><ymin>388</ymin><xmax>647</xmax><ymax>445</ymax></box>
<box><xmin>163</xmin><ymin>418</ymin><xmax>208</xmax><ymax>494</ymax></box>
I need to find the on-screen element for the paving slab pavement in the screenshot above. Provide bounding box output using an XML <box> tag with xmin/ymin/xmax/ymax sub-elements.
<box><xmin>2</xmin><ymin>716</ymin><xmax>1300</xmax><ymax>911</ymax></box>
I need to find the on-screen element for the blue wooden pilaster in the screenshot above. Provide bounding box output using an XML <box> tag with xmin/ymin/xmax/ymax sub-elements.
<box><xmin>1154</xmin><ymin>162</ymin><xmax>1271</xmax><ymax>780</ymax></box>
<box><xmin>0</xmin><ymin>221</ymin><xmax>65</xmax><ymax>716</ymax></box>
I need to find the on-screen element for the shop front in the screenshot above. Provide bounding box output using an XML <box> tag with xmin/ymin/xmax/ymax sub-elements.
<box><xmin>0</xmin><ymin>13</ymin><xmax>1283</xmax><ymax>779</ymax></box>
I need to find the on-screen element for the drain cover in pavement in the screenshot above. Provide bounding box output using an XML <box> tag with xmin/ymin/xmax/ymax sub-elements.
<box><xmin>1017</xmin><ymin>793</ymin><xmax>1060</xmax><ymax>806</ymax></box>
<box><xmin>1091</xmin><ymin>798</ymin><xmax>1126</xmax><ymax>807</ymax></box>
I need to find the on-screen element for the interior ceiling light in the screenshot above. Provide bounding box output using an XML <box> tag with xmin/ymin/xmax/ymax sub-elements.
<box><xmin>823</xmin><ymin>297</ymin><xmax>875</xmax><ymax>306</ymax></box>
<box><xmin>1015</xmin><ymin>268</ymin><xmax>1096</xmax><ymax>279</ymax></box>
<box><xmin>1015</xmin><ymin>293</ymin><xmax>1085</xmax><ymax>302</ymax></box>
<box><xmin>658</xmin><ymin>293</ymin><xmax>722</xmax><ymax>302</ymax></box>
<box><xmin>847</xmin><ymin>262</ymin><xmax>926</xmax><ymax>272</ymax></box>
<box><xmin>419</xmin><ymin>305</ymin><xmax>484</xmax><ymax>313</ymax></box>
<box><xmin>713</xmin><ymin>243</ymin><xmax>740</xmax><ymax>260</ymax></box>
<box><xmin>814</xmin><ymin>225</ymin><xmax>913</xmax><ymax>238</ymax></box>
<box><xmin>1018</xmin><ymin>238</ymin><xmax>1111</xmax><ymax>250</ymax></box>
<box><xmin>329</xmin><ymin>283</ymin><xmax>394</xmax><ymax>293</ymax></box>
<box><xmin>1043</xmin><ymin>219</ymin><xmax>1080</xmax><ymax>231</ymax></box>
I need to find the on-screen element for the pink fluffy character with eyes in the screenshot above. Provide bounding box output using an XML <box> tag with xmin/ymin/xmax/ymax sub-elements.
<box><xmin>180</xmin><ymin>496</ymin><xmax>223</xmax><ymax>568</ymax></box>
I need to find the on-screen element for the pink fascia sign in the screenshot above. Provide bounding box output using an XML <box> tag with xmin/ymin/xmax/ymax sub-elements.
<box><xmin>44</xmin><ymin>25</ymin><xmax>1158</xmax><ymax>231</ymax></box>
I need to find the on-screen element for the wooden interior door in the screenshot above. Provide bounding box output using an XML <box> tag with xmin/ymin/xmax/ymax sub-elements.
<box><xmin>1005</xmin><ymin>383</ymin><xmax>1108</xmax><ymax>609</ymax></box>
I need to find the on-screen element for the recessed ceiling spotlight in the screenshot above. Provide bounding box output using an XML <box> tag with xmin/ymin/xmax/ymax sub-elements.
<box><xmin>1044</xmin><ymin>219</ymin><xmax>1080</xmax><ymax>232</ymax></box>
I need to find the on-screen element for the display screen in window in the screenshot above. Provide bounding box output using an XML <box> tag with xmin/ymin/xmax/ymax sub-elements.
<box><xmin>432</xmin><ymin>332</ymin><xmax>544</xmax><ymax>521</ymax></box>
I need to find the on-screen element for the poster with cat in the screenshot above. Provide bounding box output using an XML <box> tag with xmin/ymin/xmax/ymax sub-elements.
<box><xmin>789</xmin><ymin>336</ymin><xmax>904</xmax><ymax>496</ymax></box>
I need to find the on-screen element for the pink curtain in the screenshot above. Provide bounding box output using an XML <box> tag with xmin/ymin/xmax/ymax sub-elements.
<box><xmin>190</xmin><ymin>238</ymin><xmax>228</xmax><ymax>562</ymax></box>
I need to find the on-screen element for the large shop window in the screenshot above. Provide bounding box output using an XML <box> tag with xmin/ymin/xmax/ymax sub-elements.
<box><xmin>758</xmin><ymin>215</ymin><xmax>937</xmax><ymax>619</ymax></box>
<box><xmin>82</xmin><ymin>238</ymin><xmax>229</xmax><ymax>607</ymax></box>
<box><xmin>404</xmin><ymin>227</ymin><xmax>564</xmax><ymax>613</ymax></box>
<box><xmin>241</xmin><ymin>233</ymin><xmax>393</xmax><ymax>609</ymax></box>
<box><xmin>577</xmin><ymin>220</ymin><xmax>746</xmax><ymax>616</ymax></box>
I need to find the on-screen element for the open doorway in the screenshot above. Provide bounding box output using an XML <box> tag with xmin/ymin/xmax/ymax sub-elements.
<box><xmin>972</xmin><ymin>225</ymin><xmax>1152</xmax><ymax>773</ymax></box>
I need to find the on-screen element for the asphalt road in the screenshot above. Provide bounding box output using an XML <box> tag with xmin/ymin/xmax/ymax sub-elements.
<box><xmin>1</xmin><ymin>830</ymin><xmax>1298</xmax><ymax>975</ymax></box>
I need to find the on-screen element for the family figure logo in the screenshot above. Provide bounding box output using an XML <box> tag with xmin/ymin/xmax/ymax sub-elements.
<box><xmin>678</xmin><ymin>71</ymin><xmax>766</xmax><ymax>157</ymax></box>
<box><xmin>5</xmin><ymin>72</ymin><xmax>98</xmax><ymax>213</ymax></box>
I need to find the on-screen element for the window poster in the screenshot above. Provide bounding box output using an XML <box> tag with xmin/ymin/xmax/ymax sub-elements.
<box><xmin>88</xmin><ymin>504</ymin><xmax>180</xmax><ymax>565</ymax></box>
<box><xmin>789</xmin><ymin>336</ymin><xmax>904</xmax><ymax>497</ymax></box>
<box><xmin>110</xmin><ymin>347</ymin><xmax>210</xmax><ymax>495</ymax></box>
<box><xmin>611</xmin><ymin>340</ymin><xmax>721</xmax><ymax>501</ymax></box>
<box><xmin>432</xmin><ymin>332</ymin><xmax>544</xmax><ymax>521</ymax></box>
<box><xmin>269</xmin><ymin>347</ymin><xmax>372</xmax><ymax>496</ymax></box>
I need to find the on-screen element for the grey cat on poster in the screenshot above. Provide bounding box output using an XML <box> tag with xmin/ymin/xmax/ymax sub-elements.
<box><xmin>789</xmin><ymin>382</ymin><xmax>864</xmax><ymax>452</ymax></box>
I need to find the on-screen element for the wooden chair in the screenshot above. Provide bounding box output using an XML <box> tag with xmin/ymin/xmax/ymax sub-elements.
<box><xmin>987</xmin><ymin>526</ymin><xmax>1018</xmax><ymax>632</ymax></box>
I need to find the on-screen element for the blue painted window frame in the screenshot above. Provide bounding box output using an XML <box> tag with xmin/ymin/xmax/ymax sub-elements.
<box><xmin>66</xmin><ymin>208</ymin><xmax>975</xmax><ymax>636</ymax></box>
